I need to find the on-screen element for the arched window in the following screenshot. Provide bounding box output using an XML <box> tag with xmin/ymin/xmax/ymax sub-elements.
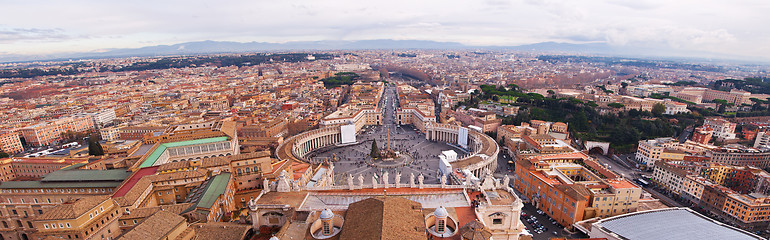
<box><xmin>1</xmin><ymin>221</ymin><xmax>7</xmax><ymax>228</ymax></box>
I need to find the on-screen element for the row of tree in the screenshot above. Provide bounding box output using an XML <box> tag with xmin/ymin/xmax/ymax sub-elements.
<box><xmin>471</xmin><ymin>84</ymin><xmax>694</xmax><ymax>153</ymax></box>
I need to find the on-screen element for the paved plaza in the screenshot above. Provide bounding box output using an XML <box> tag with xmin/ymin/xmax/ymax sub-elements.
<box><xmin>306</xmin><ymin>83</ymin><xmax>469</xmax><ymax>185</ymax></box>
<box><xmin>307</xmin><ymin>124</ymin><xmax>469</xmax><ymax>185</ymax></box>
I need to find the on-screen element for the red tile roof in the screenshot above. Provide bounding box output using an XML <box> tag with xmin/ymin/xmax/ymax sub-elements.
<box><xmin>112</xmin><ymin>166</ymin><xmax>158</xmax><ymax>198</ymax></box>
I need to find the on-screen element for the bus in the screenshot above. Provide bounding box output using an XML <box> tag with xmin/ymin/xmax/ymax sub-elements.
<box><xmin>635</xmin><ymin>178</ymin><xmax>649</xmax><ymax>187</ymax></box>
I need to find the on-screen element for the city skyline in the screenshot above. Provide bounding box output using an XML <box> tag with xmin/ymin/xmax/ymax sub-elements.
<box><xmin>2</xmin><ymin>0</ymin><xmax>769</xmax><ymax>61</ymax></box>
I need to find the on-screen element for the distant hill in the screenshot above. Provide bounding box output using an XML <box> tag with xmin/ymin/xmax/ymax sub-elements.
<box><xmin>0</xmin><ymin>39</ymin><xmax>764</xmax><ymax>64</ymax></box>
<box><xmin>91</xmin><ymin>39</ymin><xmax>466</xmax><ymax>57</ymax></box>
<box><xmin>0</xmin><ymin>40</ymin><xmax>465</xmax><ymax>63</ymax></box>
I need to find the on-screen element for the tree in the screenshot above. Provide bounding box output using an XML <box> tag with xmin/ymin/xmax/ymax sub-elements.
<box><xmin>652</xmin><ymin>103</ymin><xmax>666</xmax><ymax>116</ymax></box>
<box><xmin>370</xmin><ymin>139</ymin><xmax>380</xmax><ymax>159</ymax></box>
<box><xmin>608</xmin><ymin>103</ymin><xmax>625</xmax><ymax>109</ymax></box>
<box><xmin>88</xmin><ymin>139</ymin><xmax>104</xmax><ymax>156</ymax></box>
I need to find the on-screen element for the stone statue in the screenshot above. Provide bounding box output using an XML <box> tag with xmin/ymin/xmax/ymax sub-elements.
<box><xmin>372</xmin><ymin>175</ymin><xmax>378</xmax><ymax>189</ymax></box>
<box><xmin>440</xmin><ymin>174</ymin><xmax>447</xmax><ymax>187</ymax></box>
<box><xmin>409</xmin><ymin>173</ymin><xmax>416</xmax><ymax>188</ymax></box>
<box><xmin>483</xmin><ymin>168</ymin><xmax>492</xmax><ymax>178</ymax></box>
<box><xmin>395</xmin><ymin>172</ymin><xmax>402</xmax><ymax>188</ymax></box>
<box><xmin>277</xmin><ymin>170</ymin><xmax>292</xmax><ymax>192</ymax></box>
<box><xmin>418</xmin><ymin>174</ymin><xmax>424</xmax><ymax>189</ymax></box>
<box><xmin>383</xmin><ymin>171</ymin><xmax>389</xmax><ymax>188</ymax></box>
<box><xmin>503</xmin><ymin>175</ymin><xmax>510</xmax><ymax>188</ymax></box>
<box><xmin>358</xmin><ymin>174</ymin><xmax>364</xmax><ymax>188</ymax></box>
<box><xmin>263</xmin><ymin>178</ymin><xmax>270</xmax><ymax>192</ymax></box>
<box><xmin>347</xmin><ymin>174</ymin><xmax>355</xmax><ymax>190</ymax></box>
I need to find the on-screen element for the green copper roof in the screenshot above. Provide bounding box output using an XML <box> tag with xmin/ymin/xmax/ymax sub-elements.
<box><xmin>42</xmin><ymin>169</ymin><xmax>131</xmax><ymax>182</ymax></box>
<box><xmin>183</xmin><ymin>173</ymin><xmax>232</xmax><ymax>213</ymax></box>
<box><xmin>197</xmin><ymin>173</ymin><xmax>231</xmax><ymax>209</ymax></box>
<box><xmin>0</xmin><ymin>169</ymin><xmax>131</xmax><ymax>189</ymax></box>
<box><xmin>138</xmin><ymin>137</ymin><xmax>229</xmax><ymax>168</ymax></box>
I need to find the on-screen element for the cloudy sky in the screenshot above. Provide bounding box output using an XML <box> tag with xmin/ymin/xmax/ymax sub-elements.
<box><xmin>1</xmin><ymin>0</ymin><xmax>769</xmax><ymax>59</ymax></box>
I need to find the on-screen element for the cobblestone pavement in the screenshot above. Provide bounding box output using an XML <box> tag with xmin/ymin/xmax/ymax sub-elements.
<box><xmin>308</xmin><ymin>83</ymin><xmax>467</xmax><ymax>185</ymax></box>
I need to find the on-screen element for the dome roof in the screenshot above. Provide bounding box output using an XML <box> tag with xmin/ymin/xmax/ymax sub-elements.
<box><xmin>460</xmin><ymin>220</ymin><xmax>492</xmax><ymax>240</ymax></box>
<box><xmin>434</xmin><ymin>206</ymin><xmax>449</xmax><ymax>218</ymax></box>
<box><xmin>269</xmin><ymin>236</ymin><xmax>280</xmax><ymax>240</ymax></box>
<box><xmin>320</xmin><ymin>209</ymin><xmax>334</xmax><ymax>220</ymax></box>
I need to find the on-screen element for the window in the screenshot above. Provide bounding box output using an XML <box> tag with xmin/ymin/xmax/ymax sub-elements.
<box><xmin>493</xmin><ymin>218</ymin><xmax>503</xmax><ymax>224</ymax></box>
<box><xmin>66</xmin><ymin>223</ymin><xmax>71</xmax><ymax>228</ymax></box>
<box><xmin>437</xmin><ymin>219</ymin><xmax>445</xmax><ymax>233</ymax></box>
<box><xmin>322</xmin><ymin>221</ymin><xmax>330</xmax><ymax>235</ymax></box>
<box><xmin>44</xmin><ymin>224</ymin><xmax>49</xmax><ymax>229</ymax></box>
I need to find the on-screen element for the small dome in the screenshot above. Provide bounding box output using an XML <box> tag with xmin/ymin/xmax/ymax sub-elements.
<box><xmin>320</xmin><ymin>209</ymin><xmax>334</xmax><ymax>220</ymax></box>
<box><xmin>269</xmin><ymin>236</ymin><xmax>280</xmax><ymax>240</ymax></box>
<box><xmin>434</xmin><ymin>206</ymin><xmax>449</xmax><ymax>218</ymax></box>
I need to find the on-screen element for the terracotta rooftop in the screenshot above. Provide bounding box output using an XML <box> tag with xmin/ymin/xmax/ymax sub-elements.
<box><xmin>117</xmin><ymin>210</ymin><xmax>186</xmax><ymax>240</ymax></box>
<box><xmin>255</xmin><ymin>191</ymin><xmax>308</xmax><ymax>207</ymax></box>
<box><xmin>555</xmin><ymin>184</ymin><xmax>591</xmax><ymax>202</ymax></box>
<box><xmin>145</xmin><ymin>169</ymin><xmax>208</xmax><ymax>183</ymax></box>
<box><xmin>114</xmin><ymin>177</ymin><xmax>153</xmax><ymax>207</ymax></box>
<box><xmin>338</xmin><ymin>197</ymin><xmax>425</xmax><ymax>240</ymax></box>
<box><xmin>120</xmin><ymin>203</ymin><xmax>194</xmax><ymax>220</ymax></box>
<box><xmin>157</xmin><ymin>161</ymin><xmax>192</xmax><ymax>172</ymax></box>
<box><xmin>36</xmin><ymin>195</ymin><xmax>111</xmax><ymax>220</ymax></box>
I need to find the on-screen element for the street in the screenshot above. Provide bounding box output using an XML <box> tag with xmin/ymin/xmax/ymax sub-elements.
<box><xmin>591</xmin><ymin>154</ymin><xmax>684</xmax><ymax>207</ymax></box>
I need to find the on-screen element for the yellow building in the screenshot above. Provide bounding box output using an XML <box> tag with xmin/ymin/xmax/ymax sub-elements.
<box><xmin>32</xmin><ymin>195</ymin><xmax>122</xmax><ymax>240</ymax></box>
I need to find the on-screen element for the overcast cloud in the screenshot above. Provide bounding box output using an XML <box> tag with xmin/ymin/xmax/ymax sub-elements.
<box><xmin>1</xmin><ymin>0</ymin><xmax>768</xmax><ymax>59</ymax></box>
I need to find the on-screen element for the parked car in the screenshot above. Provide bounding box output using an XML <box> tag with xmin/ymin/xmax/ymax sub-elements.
<box><xmin>536</xmin><ymin>210</ymin><xmax>545</xmax><ymax>215</ymax></box>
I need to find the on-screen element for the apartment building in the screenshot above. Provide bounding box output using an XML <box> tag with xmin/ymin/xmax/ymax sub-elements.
<box><xmin>709</xmin><ymin>145</ymin><xmax>770</xmax><ymax>168</ymax></box>
<box><xmin>72</xmin><ymin>108</ymin><xmax>116</xmax><ymax>127</ymax></box>
<box><xmin>704</xmin><ymin>117</ymin><xmax>737</xmax><ymax>141</ymax></box>
<box><xmin>636</xmin><ymin>138</ymin><xmax>686</xmax><ymax>168</ymax></box>
<box><xmin>514</xmin><ymin>152</ymin><xmax>641</xmax><ymax>227</ymax></box>
<box><xmin>692</xmin><ymin>126</ymin><xmax>714</xmax><ymax>145</ymax></box>
<box><xmin>0</xmin><ymin>158</ymin><xmax>87</xmax><ymax>181</ymax></box>
<box><xmin>99</xmin><ymin>126</ymin><xmax>121</xmax><ymax>142</ymax></box>
<box><xmin>20</xmin><ymin>116</ymin><xmax>95</xmax><ymax>147</ymax></box>
<box><xmin>0</xmin><ymin>132</ymin><xmax>23</xmax><ymax>155</ymax></box>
